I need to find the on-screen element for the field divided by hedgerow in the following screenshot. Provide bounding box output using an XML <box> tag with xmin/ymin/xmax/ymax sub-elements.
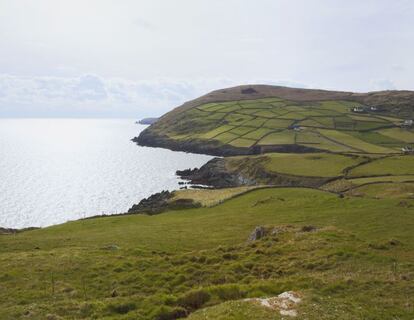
<box><xmin>155</xmin><ymin>97</ymin><xmax>413</xmax><ymax>154</ymax></box>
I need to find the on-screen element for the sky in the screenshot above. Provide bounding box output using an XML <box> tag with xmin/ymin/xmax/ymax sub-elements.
<box><xmin>0</xmin><ymin>0</ymin><xmax>413</xmax><ymax>118</ymax></box>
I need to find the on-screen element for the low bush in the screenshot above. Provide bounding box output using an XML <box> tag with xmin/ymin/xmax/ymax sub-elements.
<box><xmin>177</xmin><ymin>289</ymin><xmax>211</xmax><ymax>311</ymax></box>
<box><xmin>153</xmin><ymin>305</ymin><xmax>187</xmax><ymax>320</ymax></box>
<box><xmin>209</xmin><ymin>284</ymin><xmax>246</xmax><ymax>301</ymax></box>
<box><xmin>107</xmin><ymin>301</ymin><xmax>137</xmax><ymax>314</ymax></box>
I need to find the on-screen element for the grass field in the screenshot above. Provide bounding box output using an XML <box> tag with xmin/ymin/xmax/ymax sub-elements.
<box><xmin>171</xmin><ymin>187</ymin><xmax>261</xmax><ymax>207</ymax></box>
<box><xmin>348</xmin><ymin>156</ymin><xmax>414</xmax><ymax>177</ymax></box>
<box><xmin>152</xmin><ymin>97</ymin><xmax>413</xmax><ymax>155</ymax></box>
<box><xmin>1</xmin><ymin>187</ymin><xmax>414</xmax><ymax>319</ymax></box>
<box><xmin>348</xmin><ymin>175</ymin><xmax>414</xmax><ymax>186</ymax></box>
<box><xmin>261</xmin><ymin>153</ymin><xmax>363</xmax><ymax>177</ymax></box>
<box><xmin>346</xmin><ymin>182</ymin><xmax>414</xmax><ymax>199</ymax></box>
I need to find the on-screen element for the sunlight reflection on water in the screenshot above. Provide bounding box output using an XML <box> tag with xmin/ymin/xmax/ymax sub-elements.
<box><xmin>0</xmin><ymin>119</ymin><xmax>212</xmax><ymax>228</ymax></box>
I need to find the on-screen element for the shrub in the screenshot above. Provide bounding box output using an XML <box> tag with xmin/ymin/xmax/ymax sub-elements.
<box><xmin>209</xmin><ymin>284</ymin><xmax>246</xmax><ymax>301</ymax></box>
<box><xmin>177</xmin><ymin>289</ymin><xmax>211</xmax><ymax>310</ymax></box>
<box><xmin>222</xmin><ymin>253</ymin><xmax>238</xmax><ymax>260</ymax></box>
<box><xmin>79</xmin><ymin>302</ymin><xmax>95</xmax><ymax>317</ymax></box>
<box><xmin>172</xmin><ymin>274</ymin><xmax>186</xmax><ymax>286</ymax></box>
<box><xmin>210</xmin><ymin>274</ymin><xmax>227</xmax><ymax>285</ymax></box>
<box><xmin>107</xmin><ymin>301</ymin><xmax>137</xmax><ymax>314</ymax></box>
<box><xmin>160</xmin><ymin>294</ymin><xmax>177</xmax><ymax>306</ymax></box>
<box><xmin>153</xmin><ymin>306</ymin><xmax>187</xmax><ymax>320</ymax></box>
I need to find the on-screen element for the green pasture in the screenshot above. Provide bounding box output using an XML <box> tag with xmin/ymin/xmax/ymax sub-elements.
<box><xmin>154</xmin><ymin>97</ymin><xmax>410</xmax><ymax>155</ymax></box>
<box><xmin>262</xmin><ymin>153</ymin><xmax>363</xmax><ymax>177</ymax></box>
<box><xmin>1</xmin><ymin>187</ymin><xmax>414</xmax><ymax>319</ymax></box>
<box><xmin>348</xmin><ymin>156</ymin><xmax>414</xmax><ymax>177</ymax></box>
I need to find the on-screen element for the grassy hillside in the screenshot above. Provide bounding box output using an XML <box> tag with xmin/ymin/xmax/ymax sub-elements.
<box><xmin>183</xmin><ymin>152</ymin><xmax>413</xmax><ymax>198</ymax></box>
<box><xmin>3</xmin><ymin>85</ymin><xmax>414</xmax><ymax>319</ymax></box>
<box><xmin>137</xmin><ymin>89</ymin><xmax>414</xmax><ymax>156</ymax></box>
<box><xmin>1</xmin><ymin>188</ymin><xmax>414</xmax><ymax>319</ymax></box>
<box><xmin>227</xmin><ymin>152</ymin><xmax>364</xmax><ymax>178</ymax></box>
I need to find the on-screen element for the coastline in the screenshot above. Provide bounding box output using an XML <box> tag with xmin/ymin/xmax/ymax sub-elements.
<box><xmin>133</xmin><ymin>128</ymin><xmax>323</xmax><ymax>157</ymax></box>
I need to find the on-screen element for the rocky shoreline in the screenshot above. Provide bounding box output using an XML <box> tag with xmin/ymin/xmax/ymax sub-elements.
<box><xmin>133</xmin><ymin>129</ymin><xmax>254</xmax><ymax>157</ymax></box>
<box><xmin>176</xmin><ymin>157</ymin><xmax>333</xmax><ymax>189</ymax></box>
<box><xmin>133</xmin><ymin>128</ymin><xmax>321</xmax><ymax>157</ymax></box>
<box><xmin>127</xmin><ymin>190</ymin><xmax>201</xmax><ymax>215</ymax></box>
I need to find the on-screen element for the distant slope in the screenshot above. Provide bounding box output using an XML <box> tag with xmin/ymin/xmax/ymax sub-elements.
<box><xmin>134</xmin><ymin>85</ymin><xmax>414</xmax><ymax>156</ymax></box>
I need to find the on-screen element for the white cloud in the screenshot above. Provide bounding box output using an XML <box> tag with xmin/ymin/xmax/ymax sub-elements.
<box><xmin>0</xmin><ymin>74</ymin><xmax>242</xmax><ymax>117</ymax></box>
<box><xmin>1</xmin><ymin>1</ymin><xmax>413</xmax><ymax>94</ymax></box>
<box><xmin>0</xmin><ymin>0</ymin><xmax>413</xmax><ymax>116</ymax></box>
<box><xmin>0</xmin><ymin>74</ymin><xmax>312</xmax><ymax>117</ymax></box>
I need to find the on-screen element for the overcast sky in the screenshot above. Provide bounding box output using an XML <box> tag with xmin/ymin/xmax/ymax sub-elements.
<box><xmin>0</xmin><ymin>0</ymin><xmax>413</xmax><ymax>118</ymax></box>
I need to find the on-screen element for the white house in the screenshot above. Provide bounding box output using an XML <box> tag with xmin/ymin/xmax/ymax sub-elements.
<box><xmin>352</xmin><ymin>106</ymin><xmax>365</xmax><ymax>113</ymax></box>
<box><xmin>402</xmin><ymin>145</ymin><xmax>414</xmax><ymax>154</ymax></box>
<box><xmin>402</xmin><ymin>119</ymin><xmax>413</xmax><ymax>127</ymax></box>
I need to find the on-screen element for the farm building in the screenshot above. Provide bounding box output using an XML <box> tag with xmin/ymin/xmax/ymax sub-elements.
<box><xmin>352</xmin><ymin>106</ymin><xmax>365</xmax><ymax>113</ymax></box>
<box><xmin>290</xmin><ymin>125</ymin><xmax>303</xmax><ymax>131</ymax></box>
<box><xmin>401</xmin><ymin>119</ymin><xmax>413</xmax><ymax>128</ymax></box>
<box><xmin>369</xmin><ymin>106</ymin><xmax>382</xmax><ymax>112</ymax></box>
<box><xmin>402</xmin><ymin>145</ymin><xmax>414</xmax><ymax>154</ymax></box>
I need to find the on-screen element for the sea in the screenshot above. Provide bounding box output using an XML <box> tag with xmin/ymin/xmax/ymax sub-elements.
<box><xmin>0</xmin><ymin>119</ymin><xmax>212</xmax><ymax>228</ymax></box>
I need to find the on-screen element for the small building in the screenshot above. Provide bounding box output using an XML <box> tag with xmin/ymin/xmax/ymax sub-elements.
<box><xmin>401</xmin><ymin>119</ymin><xmax>413</xmax><ymax>128</ymax></box>
<box><xmin>369</xmin><ymin>106</ymin><xmax>383</xmax><ymax>112</ymax></box>
<box><xmin>402</xmin><ymin>145</ymin><xmax>414</xmax><ymax>154</ymax></box>
<box><xmin>289</xmin><ymin>124</ymin><xmax>302</xmax><ymax>131</ymax></box>
<box><xmin>352</xmin><ymin>106</ymin><xmax>365</xmax><ymax>113</ymax></box>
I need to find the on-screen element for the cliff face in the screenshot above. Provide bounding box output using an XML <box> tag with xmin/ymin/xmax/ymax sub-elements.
<box><xmin>176</xmin><ymin>157</ymin><xmax>333</xmax><ymax>189</ymax></box>
<box><xmin>134</xmin><ymin>129</ymin><xmax>322</xmax><ymax>156</ymax></box>
<box><xmin>134</xmin><ymin>85</ymin><xmax>414</xmax><ymax>156</ymax></box>
<box><xmin>133</xmin><ymin>129</ymin><xmax>253</xmax><ymax>156</ymax></box>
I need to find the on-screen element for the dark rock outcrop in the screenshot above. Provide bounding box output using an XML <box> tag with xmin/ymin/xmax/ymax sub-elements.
<box><xmin>176</xmin><ymin>158</ymin><xmax>248</xmax><ymax>188</ymax></box>
<box><xmin>301</xmin><ymin>225</ymin><xmax>317</xmax><ymax>232</ymax></box>
<box><xmin>128</xmin><ymin>190</ymin><xmax>201</xmax><ymax>215</ymax></box>
<box><xmin>176</xmin><ymin>157</ymin><xmax>333</xmax><ymax>188</ymax></box>
<box><xmin>133</xmin><ymin>130</ymin><xmax>255</xmax><ymax>157</ymax></box>
<box><xmin>128</xmin><ymin>191</ymin><xmax>173</xmax><ymax>215</ymax></box>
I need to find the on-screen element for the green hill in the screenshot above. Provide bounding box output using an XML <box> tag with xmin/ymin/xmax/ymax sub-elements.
<box><xmin>1</xmin><ymin>188</ymin><xmax>414</xmax><ymax>319</ymax></box>
<box><xmin>2</xmin><ymin>85</ymin><xmax>414</xmax><ymax>319</ymax></box>
<box><xmin>135</xmin><ymin>85</ymin><xmax>414</xmax><ymax>156</ymax></box>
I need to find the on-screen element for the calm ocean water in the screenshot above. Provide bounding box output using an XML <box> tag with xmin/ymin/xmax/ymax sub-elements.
<box><xmin>0</xmin><ymin>119</ymin><xmax>212</xmax><ymax>228</ymax></box>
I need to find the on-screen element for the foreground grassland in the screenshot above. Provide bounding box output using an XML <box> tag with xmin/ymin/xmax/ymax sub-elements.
<box><xmin>1</xmin><ymin>188</ymin><xmax>414</xmax><ymax>319</ymax></box>
<box><xmin>153</xmin><ymin>97</ymin><xmax>413</xmax><ymax>154</ymax></box>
